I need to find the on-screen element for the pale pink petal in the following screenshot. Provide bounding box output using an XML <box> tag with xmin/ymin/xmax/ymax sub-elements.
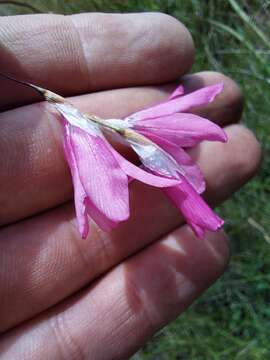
<box><xmin>63</xmin><ymin>123</ymin><xmax>89</xmax><ymax>238</ymax></box>
<box><xmin>70</xmin><ymin>126</ymin><xmax>130</xmax><ymax>225</ymax></box>
<box><xmin>85</xmin><ymin>198</ymin><xmax>120</xmax><ymax>232</ymax></box>
<box><xmin>135</xmin><ymin>112</ymin><xmax>227</xmax><ymax>147</ymax></box>
<box><xmin>142</xmin><ymin>133</ymin><xmax>205</xmax><ymax>193</ymax></box>
<box><xmin>164</xmin><ymin>177</ymin><xmax>224</xmax><ymax>238</ymax></box>
<box><xmin>130</xmin><ymin>83</ymin><xmax>223</xmax><ymax>120</ymax></box>
<box><xmin>169</xmin><ymin>84</ymin><xmax>184</xmax><ymax>99</ymax></box>
<box><xmin>111</xmin><ymin>148</ymin><xmax>180</xmax><ymax>188</ymax></box>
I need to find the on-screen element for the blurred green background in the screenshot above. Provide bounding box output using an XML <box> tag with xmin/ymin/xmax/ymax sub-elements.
<box><xmin>1</xmin><ymin>0</ymin><xmax>269</xmax><ymax>359</ymax></box>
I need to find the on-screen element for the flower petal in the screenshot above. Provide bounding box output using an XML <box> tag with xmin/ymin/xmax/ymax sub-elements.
<box><xmin>141</xmin><ymin>133</ymin><xmax>205</xmax><ymax>193</ymax></box>
<box><xmin>129</xmin><ymin>83</ymin><xmax>223</xmax><ymax>120</ymax></box>
<box><xmin>85</xmin><ymin>198</ymin><xmax>120</xmax><ymax>232</ymax></box>
<box><xmin>169</xmin><ymin>84</ymin><xmax>184</xmax><ymax>99</ymax></box>
<box><xmin>111</xmin><ymin>149</ymin><xmax>180</xmax><ymax>187</ymax></box>
<box><xmin>70</xmin><ymin>126</ymin><xmax>130</xmax><ymax>225</ymax></box>
<box><xmin>163</xmin><ymin>177</ymin><xmax>224</xmax><ymax>238</ymax></box>
<box><xmin>63</xmin><ymin>123</ymin><xmax>89</xmax><ymax>238</ymax></box>
<box><xmin>135</xmin><ymin>112</ymin><xmax>227</xmax><ymax>147</ymax></box>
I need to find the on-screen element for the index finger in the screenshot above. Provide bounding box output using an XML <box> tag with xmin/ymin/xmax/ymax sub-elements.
<box><xmin>0</xmin><ymin>12</ymin><xmax>194</xmax><ymax>109</ymax></box>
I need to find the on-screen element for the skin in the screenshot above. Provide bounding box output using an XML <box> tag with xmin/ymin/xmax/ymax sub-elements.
<box><xmin>0</xmin><ymin>12</ymin><xmax>262</xmax><ymax>360</ymax></box>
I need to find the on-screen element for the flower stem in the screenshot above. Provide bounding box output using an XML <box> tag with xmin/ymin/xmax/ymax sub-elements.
<box><xmin>0</xmin><ymin>72</ymin><xmax>65</xmax><ymax>103</ymax></box>
<box><xmin>0</xmin><ymin>72</ymin><xmax>46</xmax><ymax>96</ymax></box>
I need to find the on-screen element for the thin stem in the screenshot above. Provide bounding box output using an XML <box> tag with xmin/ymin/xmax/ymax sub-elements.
<box><xmin>86</xmin><ymin>114</ymin><xmax>122</xmax><ymax>134</ymax></box>
<box><xmin>0</xmin><ymin>72</ymin><xmax>45</xmax><ymax>96</ymax></box>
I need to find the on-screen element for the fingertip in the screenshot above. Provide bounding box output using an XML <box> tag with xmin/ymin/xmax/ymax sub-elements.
<box><xmin>181</xmin><ymin>71</ymin><xmax>244</xmax><ymax>125</ymax></box>
<box><xmin>226</xmin><ymin>124</ymin><xmax>262</xmax><ymax>181</ymax></box>
<box><xmin>199</xmin><ymin>124</ymin><xmax>261</xmax><ymax>207</ymax></box>
<box><xmin>205</xmin><ymin>229</ymin><xmax>230</xmax><ymax>275</ymax></box>
<box><xmin>163</xmin><ymin>13</ymin><xmax>195</xmax><ymax>75</ymax></box>
<box><xmin>138</xmin><ymin>12</ymin><xmax>195</xmax><ymax>81</ymax></box>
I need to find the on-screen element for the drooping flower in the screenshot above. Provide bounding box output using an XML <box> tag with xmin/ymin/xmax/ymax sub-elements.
<box><xmin>102</xmin><ymin>84</ymin><xmax>227</xmax><ymax>238</ymax></box>
<box><xmin>48</xmin><ymin>83</ymin><xmax>227</xmax><ymax>239</ymax></box>
<box><xmin>0</xmin><ymin>72</ymin><xmax>227</xmax><ymax>239</ymax></box>
<box><xmin>53</xmin><ymin>102</ymin><xmax>180</xmax><ymax>238</ymax></box>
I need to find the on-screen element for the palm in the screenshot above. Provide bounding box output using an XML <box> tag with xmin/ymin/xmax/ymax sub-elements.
<box><xmin>0</xmin><ymin>12</ymin><xmax>260</xmax><ymax>359</ymax></box>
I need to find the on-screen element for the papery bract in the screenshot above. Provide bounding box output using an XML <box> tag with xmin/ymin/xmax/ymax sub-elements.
<box><xmin>140</xmin><ymin>132</ymin><xmax>206</xmax><ymax>194</ymax></box>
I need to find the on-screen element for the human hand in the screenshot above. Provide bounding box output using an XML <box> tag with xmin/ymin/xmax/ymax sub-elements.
<box><xmin>0</xmin><ymin>12</ymin><xmax>261</xmax><ymax>359</ymax></box>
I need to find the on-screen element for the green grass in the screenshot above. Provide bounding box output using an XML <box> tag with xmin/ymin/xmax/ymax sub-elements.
<box><xmin>1</xmin><ymin>0</ymin><xmax>269</xmax><ymax>359</ymax></box>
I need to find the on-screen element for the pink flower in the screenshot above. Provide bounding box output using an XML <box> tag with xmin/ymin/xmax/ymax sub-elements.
<box><xmin>54</xmin><ymin>83</ymin><xmax>227</xmax><ymax>239</ymax></box>
<box><xmin>122</xmin><ymin>83</ymin><xmax>227</xmax><ymax>238</ymax></box>
<box><xmin>54</xmin><ymin>103</ymin><xmax>179</xmax><ymax>238</ymax></box>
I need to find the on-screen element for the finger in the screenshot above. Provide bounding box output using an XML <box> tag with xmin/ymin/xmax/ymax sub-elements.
<box><xmin>0</xmin><ymin>12</ymin><xmax>194</xmax><ymax>109</ymax></box>
<box><xmin>181</xmin><ymin>71</ymin><xmax>243</xmax><ymax>126</ymax></box>
<box><xmin>0</xmin><ymin>124</ymin><xmax>261</xmax><ymax>332</ymax></box>
<box><xmin>0</xmin><ymin>72</ymin><xmax>243</xmax><ymax>226</ymax></box>
<box><xmin>0</xmin><ymin>227</ymin><xmax>229</xmax><ymax>359</ymax></box>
